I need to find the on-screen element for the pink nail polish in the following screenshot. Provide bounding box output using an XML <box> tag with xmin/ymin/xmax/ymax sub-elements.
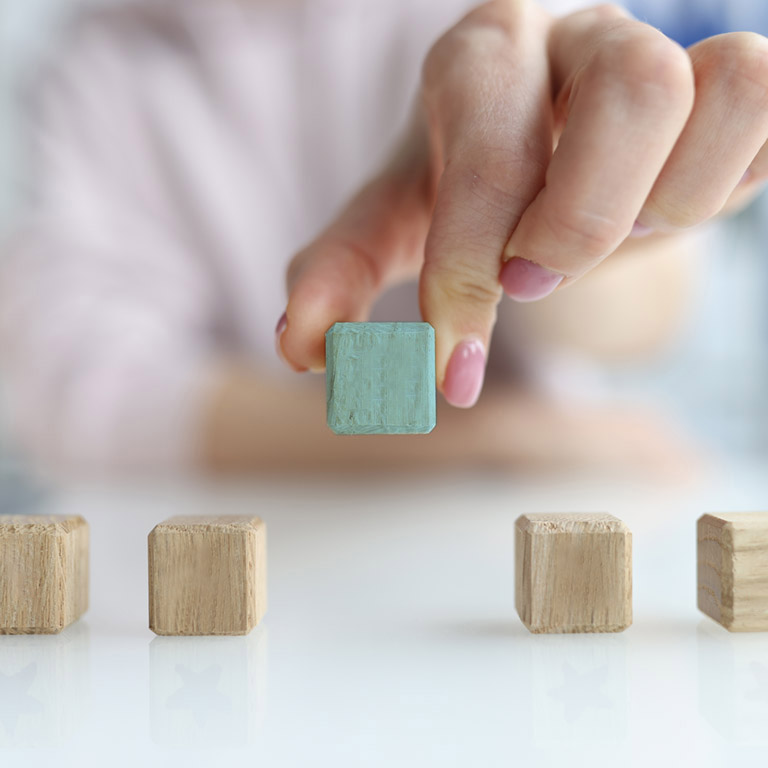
<box><xmin>275</xmin><ymin>311</ymin><xmax>288</xmax><ymax>360</ymax></box>
<box><xmin>500</xmin><ymin>257</ymin><xmax>563</xmax><ymax>302</ymax></box>
<box><xmin>630</xmin><ymin>221</ymin><xmax>654</xmax><ymax>238</ymax></box>
<box><xmin>443</xmin><ymin>339</ymin><xmax>486</xmax><ymax>408</ymax></box>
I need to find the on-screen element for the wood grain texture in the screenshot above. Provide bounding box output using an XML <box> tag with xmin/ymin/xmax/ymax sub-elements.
<box><xmin>698</xmin><ymin>512</ymin><xmax>768</xmax><ymax>632</ymax></box>
<box><xmin>0</xmin><ymin>515</ymin><xmax>89</xmax><ymax>634</ymax></box>
<box><xmin>515</xmin><ymin>513</ymin><xmax>632</xmax><ymax>634</ymax></box>
<box><xmin>149</xmin><ymin>516</ymin><xmax>267</xmax><ymax>636</ymax></box>
<box><xmin>325</xmin><ymin>322</ymin><xmax>436</xmax><ymax>435</ymax></box>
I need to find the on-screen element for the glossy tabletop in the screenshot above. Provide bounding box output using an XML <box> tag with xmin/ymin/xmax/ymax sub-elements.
<box><xmin>1</xmin><ymin>464</ymin><xmax>767</xmax><ymax>767</ymax></box>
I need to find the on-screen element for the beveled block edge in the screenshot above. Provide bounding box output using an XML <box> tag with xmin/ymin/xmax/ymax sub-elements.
<box><xmin>697</xmin><ymin>514</ymin><xmax>734</xmax><ymax>630</ymax></box>
<box><xmin>325</xmin><ymin>321</ymin><xmax>435</xmax><ymax>338</ymax></box>
<box><xmin>0</xmin><ymin>623</ymin><xmax>67</xmax><ymax>636</ymax></box>
<box><xmin>149</xmin><ymin>515</ymin><xmax>264</xmax><ymax>535</ymax></box>
<box><xmin>327</xmin><ymin>420</ymin><xmax>436</xmax><ymax>436</ymax></box>
<box><xmin>515</xmin><ymin>513</ymin><xmax>629</xmax><ymax>535</ymax></box>
<box><xmin>522</xmin><ymin>619</ymin><xmax>632</xmax><ymax>635</ymax></box>
<box><xmin>0</xmin><ymin>514</ymin><xmax>88</xmax><ymax>537</ymax></box>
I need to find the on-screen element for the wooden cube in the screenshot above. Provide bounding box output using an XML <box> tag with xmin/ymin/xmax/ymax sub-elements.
<box><xmin>698</xmin><ymin>512</ymin><xmax>768</xmax><ymax>632</ymax></box>
<box><xmin>325</xmin><ymin>322</ymin><xmax>436</xmax><ymax>435</ymax></box>
<box><xmin>148</xmin><ymin>516</ymin><xmax>267</xmax><ymax>636</ymax></box>
<box><xmin>515</xmin><ymin>513</ymin><xmax>632</xmax><ymax>634</ymax></box>
<box><xmin>0</xmin><ymin>515</ymin><xmax>89</xmax><ymax>634</ymax></box>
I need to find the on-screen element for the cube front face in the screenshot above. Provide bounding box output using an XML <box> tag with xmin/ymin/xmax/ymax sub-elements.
<box><xmin>325</xmin><ymin>322</ymin><xmax>436</xmax><ymax>435</ymax></box>
<box><xmin>698</xmin><ymin>513</ymin><xmax>768</xmax><ymax>632</ymax></box>
<box><xmin>516</xmin><ymin>514</ymin><xmax>632</xmax><ymax>634</ymax></box>
<box><xmin>0</xmin><ymin>515</ymin><xmax>89</xmax><ymax>634</ymax></box>
<box><xmin>149</xmin><ymin>516</ymin><xmax>267</xmax><ymax>636</ymax></box>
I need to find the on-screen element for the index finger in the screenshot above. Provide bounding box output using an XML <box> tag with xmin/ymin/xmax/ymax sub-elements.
<box><xmin>420</xmin><ymin>0</ymin><xmax>553</xmax><ymax>406</ymax></box>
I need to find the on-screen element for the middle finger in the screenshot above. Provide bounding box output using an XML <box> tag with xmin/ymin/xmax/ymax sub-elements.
<box><xmin>502</xmin><ymin>6</ymin><xmax>694</xmax><ymax>290</ymax></box>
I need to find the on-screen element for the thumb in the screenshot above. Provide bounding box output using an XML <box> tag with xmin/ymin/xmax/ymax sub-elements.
<box><xmin>279</xmin><ymin>131</ymin><xmax>432</xmax><ymax>372</ymax></box>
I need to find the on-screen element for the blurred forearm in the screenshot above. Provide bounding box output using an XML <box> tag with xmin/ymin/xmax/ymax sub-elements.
<box><xmin>199</xmin><ymin>363</ymin><xmax>698</xmax><ymax>478</ymax></box>
<box><xmin>500</xmin><ymin>231</ymin><xmax>699</xmax><ymax>362</ymax></box>
<box><xmin>200</xmin><ymin>366</ymin><xmax>489</xmax><ymax>473</ymax></box>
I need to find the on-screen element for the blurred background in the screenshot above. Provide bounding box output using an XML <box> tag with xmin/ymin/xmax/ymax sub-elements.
<box><xmin>1</xmin><ymin>0</ymin><xmax>768</xmax><ymax>506</ymax></box>
<box><xmin>2</xmin><ymin>5</ymin><xmax>768</xmax><ymax>763</ymax></box>
<box><xmin>1</xmin><ymin>0</ymin><xmax>80</xmax><ymax>510</ymax></box>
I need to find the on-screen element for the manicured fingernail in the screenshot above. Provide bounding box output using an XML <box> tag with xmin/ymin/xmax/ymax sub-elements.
<box><xmin>443</xmin><ymin>339</ymin><xmax>485</xmax><ymax>408</ymax></box>
<box><xmin>275</xmin><ymin>311</ymin><xmax>288</xmax><ymax>361</ymax></box>
<box><xmin>630</xmin><ymin>221</ymin><xmax>654</xmax><ymax>238</ymax></box>
<box><xmin>500</xmin><ymin>257</ymin><xmax>563</xmax><ymax>302</ymax></box>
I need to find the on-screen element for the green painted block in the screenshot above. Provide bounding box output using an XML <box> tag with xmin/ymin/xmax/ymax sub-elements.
<box><xmin>325</xmin><ymin>322</ymin><xmax>436</xmax><ymax>435</ymax></box>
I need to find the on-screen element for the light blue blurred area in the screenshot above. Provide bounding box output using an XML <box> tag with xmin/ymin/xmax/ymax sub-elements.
<box><xmin>625</xmin><ymin>0</ymin><xmax>768</xmax><ymax>47</ymax></box>
<box><xmin>1</xmin><ymin>0</ymin><xmax>72</xmax><ymax>229</ymax></box>
<box><xmin>615</xmin><ymin>0</ymin><xmax>768</xmax><ymax>450</ymax></box>
<box><xmin>605</xmin><ymin>194</ymin><xmax>768</xmax><ymax>459</ymax></box>
<box><xmin>0</xmin><ymin>0</ymin><xmax>77</xmax><ymax>510</ymax></box>
<box><xmin>681</xmin><ymin>199</ymin><xmax>768</xmax><ymax>456</ymax></box>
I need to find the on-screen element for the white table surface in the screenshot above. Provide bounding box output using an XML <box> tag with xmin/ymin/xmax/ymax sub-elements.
<box><xmin>2</xmin><ymin>463</ymin><xmax>768</xmax><ymax>767</ymax></box>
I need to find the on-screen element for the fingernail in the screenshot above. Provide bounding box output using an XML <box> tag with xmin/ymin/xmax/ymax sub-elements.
<box><xmin>630</xmin><ymin>221</ymin><xmax>654</xmax><ymax>238</ymax></box>
<box><xmin>443</xmin><ymin>339</ymin><xmax>486</xmax><ymax>408</ymax></box>
<box><xmin>275</xmin><ymin>311</ymin><xmax>288</xmax><ymax>361</ymax></box>
<box><xmin>500</xmin><ymin>257</ymin><xmax>563</xmax><ymax>302</ymax></box>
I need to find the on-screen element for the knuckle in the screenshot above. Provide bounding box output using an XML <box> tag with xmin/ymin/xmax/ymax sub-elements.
<box><xmin>422</xmin><ymin>32</ymin><xmax>458</xmax><ymax>92</ymax></box>
<box><xmin>586</xmin><ymin>4</ymin><xmax>630</xmax><ymax>23</ymax></box>
<box><xmin>423</xmin><ymin>33</ymin><xmax>472</xmax><ymax>99</ymax></box>
<box><xmin>454</xmin><ymin>159</ymin><xmax>536</xmax><ymax>221</ymax></box>
<box><xmin>288</xmin><ymin>239</ymin><xmax>381</xmax><ymax>300</ymax></box>
<box><xmin>590</xmin><ymin>29</ymin><xmax>694</xmax><ymax>106</ymax></box>
<box><xmin>422</xmin><ymin>3</ymin><xmax>512</xmax><ymax>92</ymax></box>
<box><xmin>339</xmin><ymin>240</ymin><xmax>383</xmax><ymax>288</ymax></box>
<box><xmin>644</xmin><ymin>194</ymin><xmax>721</xmax><ymax>230</ymax></box>
<box><xmin>424</xmin><ymin>258</ymin><xmax>503</xmax><ymax>309</ymax></box>
<box><xmin>544</xmin><ymin>204</ymin><xmax>623</xmax><ymax>259</ymax></box>
<box><xmin>461</xmin><ymin>0</ymin><xmax>516</xmax><ymax>32</ymax></box>
<box><xmin>423</xmin><ymin>31</ymin><xmax>494</xmax><ymax>93</ymax></box>
<box><xmin>696</xmin><ymin>33</ymin><xmax>768</xmax><ymax>107</ymax></box>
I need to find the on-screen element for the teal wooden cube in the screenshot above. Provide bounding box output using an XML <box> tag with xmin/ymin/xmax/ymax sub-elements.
<box><xmin>326</xmin><ymin>322</ymin><xmax>436</xmax><ymax>435</ymax></box>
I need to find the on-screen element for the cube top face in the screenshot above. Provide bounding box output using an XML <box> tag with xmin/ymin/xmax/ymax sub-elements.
<box><xmin>0</xmin><ymin>515</ymin><xmax>89</xmax><ymax>635</ymax></box>
<box><xmin>325</xmin><ymin>322</ymin><xmax>436</xmax><ymax>435</ymax></box>
<box><xmin>149</xmin><ymin>515</ymin><xmax>267</xmax><ymax>636</ymax></box>
<box><xmin>0</xmin><ymin>514</ymin><xmax>86</xmax><ymax>536</ymax></box>
<box><xmin>515</xmin><ymin>514</ymin><xmax>632</xmax><ymax>634</ymax></box>
<box><xmin>698</xmin><ymin>513</ymin><xmax>768</xmax><ymax>632</ymax></box>
<box><xmin>700</xmin><ymin>512</ymin><xmax>768</xmax><ymax>531</ymax></box>
<box><xmin>154</xmin><ymin>515</ymin><xmax>264</xmax><ymax>533</ymax></box>
<box><xmin>517</xmin><ymin>513</ymin><xmax>629</xmax><ymax>536</ymax></box>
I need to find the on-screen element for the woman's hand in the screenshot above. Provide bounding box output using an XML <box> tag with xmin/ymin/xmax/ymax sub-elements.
<box><xmin>277</xmin><ymin>1</ymin><xmax>768</xmax><ymax>406</ymax></box>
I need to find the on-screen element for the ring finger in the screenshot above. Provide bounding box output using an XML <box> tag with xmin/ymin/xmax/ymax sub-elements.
<box><xmin>638</xmin><ymin>32</ymin><xmax>768</xmax><ymax>232</ymax></box>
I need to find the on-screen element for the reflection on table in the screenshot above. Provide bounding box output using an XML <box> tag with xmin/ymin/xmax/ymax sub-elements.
<box><xmin>149</xmin><ymin>625</ymin><xmax>267</xmax><ymax>747</ymax></box>
<box><xmin>0</xmin><ymin>620</ymin><xmax>90</xmax><ymax>746</ymax></box>
<box><xmin>697</xmin><ymin>619</ymin><xmax>768</xmax><ymax>745</ymax></box>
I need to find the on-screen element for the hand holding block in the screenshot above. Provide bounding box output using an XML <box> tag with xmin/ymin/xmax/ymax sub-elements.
<box><xmin>0</xmin><ymin>515</ymin><xmax>89</xmax><ymax>634</ymax></box>
<box><xmin>515</xmin><ymin>514</ymin><xmax>632</xmax><ymax>634</ymax></box>
<box><xmin>325</xmin><ymin>322</ymin><xmax>436</xmax><ymax>435</ymax></box>
<box><xmin>698</xmin><ymin>512</ymin><xmax>768</xmax><ymax>632</ymax></box>
<box><xmin>149</xmin><ymin>516</ymin><xmax>267</xmax><ymax>636</ymax></box>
